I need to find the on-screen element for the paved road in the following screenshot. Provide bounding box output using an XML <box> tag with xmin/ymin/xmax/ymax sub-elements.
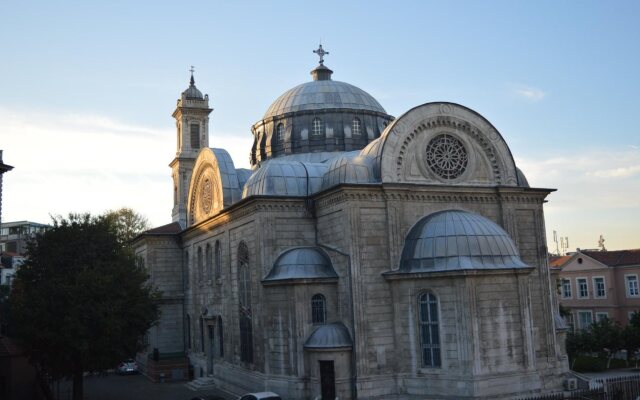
<box><xmin>56</xmin><ymin>374</ymin><xmax>233</xmax><ymax>400</ymax></box>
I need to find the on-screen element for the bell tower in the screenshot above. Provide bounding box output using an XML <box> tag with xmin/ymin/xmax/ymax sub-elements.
<box><xmin>170</xmin><ymin>68</ymin><xmax>212</xmax><ymax>228</ymax></box>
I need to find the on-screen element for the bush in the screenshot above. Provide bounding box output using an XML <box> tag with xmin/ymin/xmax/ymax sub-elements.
<box><xmin>572</xmin><ymin>355</ymin><xmax>607</xmax><ymax>372</ymax></box>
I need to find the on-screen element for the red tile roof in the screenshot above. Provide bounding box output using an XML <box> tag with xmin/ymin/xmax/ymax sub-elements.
<box><xmin>583</xmin><ymin>249</ymin><xmax>640</xmax><ymax>267</ymax></box>
<box><xmin>549</xmin><ymin>255</ymin><xmax>572</xmax><ymax>268</ymax></box>
<box><xmin>144</xmin><ymin>222</ymin><xmax>182</xmax><ymax>235</ymax></box>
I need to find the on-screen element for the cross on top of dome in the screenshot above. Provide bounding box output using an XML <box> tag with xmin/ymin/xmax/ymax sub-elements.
<box><xmin>313</xmin><ymin>44</ymin><xmax>329</xmax><ymax>66</ymax></box>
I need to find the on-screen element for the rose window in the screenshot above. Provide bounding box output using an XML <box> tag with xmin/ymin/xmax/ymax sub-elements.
<box><xmin>425</xmin><ymin>134</ymin><xmax>468</xmax><ymax>179</ymax></box>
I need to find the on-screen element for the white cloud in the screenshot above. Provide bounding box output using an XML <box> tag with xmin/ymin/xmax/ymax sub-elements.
<box><xmin>517</xmin><ymin>148</ymin><xmax>640</xmax><ymax>250</ymax></box>
<box><xmin>0</xmin><ymin>108</ymin><xmax>252</xmax><ymax>227</ymax></box>
<box><xmin>590</xmin><ymin>165</ymin><xmax>640</xmax><ymax>178</ymax></box>
<box><xmin>511</xmin><ymin>84</ymin><xmax>546</xmax><ymax>102</ymax></box>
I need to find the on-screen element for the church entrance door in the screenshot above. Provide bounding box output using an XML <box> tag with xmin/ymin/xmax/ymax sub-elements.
<box><xmin>319</xmin><ymin>360</ymin><xmax>335</xmax><ymax>400</ymax></box>
<box><xmin>207</xmin><ymin>324</ymin><xmax>214</xmax><ymax>375</ymax></box>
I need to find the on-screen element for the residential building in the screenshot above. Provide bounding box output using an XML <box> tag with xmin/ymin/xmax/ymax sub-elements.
<box><xmin>556</xmin><ymin>249</ymin><xmax>640</xmax><ymax>330</ymax></box>
<box><xmin>0</xmin><ymin>221</ymin><xmax>49</xmax><ymax>255</ymax></box>
<box><xmin>0</xmin><ymin>151</ymin><xmax>13</xmax><ymax>228</ymax></box>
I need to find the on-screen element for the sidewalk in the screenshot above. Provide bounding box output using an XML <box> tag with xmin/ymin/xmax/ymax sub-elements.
<box><xmin>56</xmin><ymin>373</ymin><xmax>232</xmax><ymax>400</ymax></box>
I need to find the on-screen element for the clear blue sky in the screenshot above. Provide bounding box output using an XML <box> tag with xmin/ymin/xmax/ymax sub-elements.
<box><xmin>1</xmin><ymin>0</ymin><xmax>639</xmax><ymax>251</ymax></box>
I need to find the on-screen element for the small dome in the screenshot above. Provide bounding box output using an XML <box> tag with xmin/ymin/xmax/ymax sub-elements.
<box><xmin>182</xmin><ymin>74</ymin><xmax>203</xmax><ymax>100</ymax></box>
<box><xmin>304</xmin><ymin>322</ymin><xmax>352</xmax><ymax>349</ymax></box>
<box><xmin>321</xmin><ymin>151</ymin><xmax>378</xmax><ymax>190</ymax></box>
<box><xmin>516</xmin><ymin>167</ymin><xmax>530</xmax><ymax>188</ymax></box>
<box><xmin>242</xmin><ymin>160</ymin><xmax>328</xmax><ymax>198</ymax></box>
<box><xmin>264</xmin><ymin>247</ymin><xmax>337</xmax><ymax>283</ymax></box>
<box><xmin>400</xmin><ymin>210</ymin><xmax>528</xmax><ymax>273</ymax></box>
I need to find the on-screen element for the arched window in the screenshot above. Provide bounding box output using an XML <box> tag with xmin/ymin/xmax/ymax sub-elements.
<box><xmin>311</xmin><ymin>117</ymin><xmax>324</xmax><ymax>137</ymax></box>
<box><xmin>215</xmin><ymin>241</ymin><xmax>222</xmax><ymax>280</ymax></box>
<box><xmin>311</xmin><ymin>294</ymin><xmax>327</xmax><ymax>325</ymax></box>
<box><xmin>190</xmin><ymin>123</ymin><xmax>200</xmax><ymax>149</ymax></box>
<box><xmin>186</xmin><ymin>314</ymin><xmax>192</xmax><ymax>349</ymax></box>
<box><xmin>238</xmin><ymin>242</ymin><xmax>253</xmax><ymax>363</ymax></box>
<box><xmin>276</xmin><ymin>123</ymin><xmax>285</xmax><ymax>143</ymax></box>
<box><xmin>218</xmin><ymin>317</ymin><xmax>224</xmax><ymax>357</ymax></box>
<box><xmin>419</xmin><ymin>292</ymin><xmax>441</xmax><ymax>367</ymax></box>
<box><xmin>199</xmin><ymin>316</ymin><xmax>205</xmax><ymax>352</ymax></box>
<box><xmin>352</xmin><ymin>118</ymin><xmax>361</xmax><ymax>136</ymax></box>
<box><xmin>184</xmin><ymin>250</ymin><xmax>190</xmax><ymax>290</ymax></box>
<box><xmin>206</xmin><ymin>243</ymin><xmax>213</xmax><ymax>281</ymax></box>
<box><xmin>197</xmin><ymin>247</ymin><xmax>203</xmax><ymax>282</ymax></box>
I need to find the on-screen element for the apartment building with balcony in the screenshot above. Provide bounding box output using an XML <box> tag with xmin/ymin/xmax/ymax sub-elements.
<box><xmin>0</xmin><ymin>221</ymin><xmax>48</xmax><ymax>286</ymax></box>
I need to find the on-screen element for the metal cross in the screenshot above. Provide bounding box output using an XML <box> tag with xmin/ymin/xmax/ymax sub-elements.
<box><xmin>189</xmin><ymin>66</ymin><xmax>195</xmax><ymax>85</ymax></box>
<box><xmin>313</xmin><ymin>44</ymin><xmax>329</xmax><ymax>65</ymax></box>
<box><xmin>189</xmin><ymin>65</ymin><xmax>195</xmax><ymax>74</ymax></box>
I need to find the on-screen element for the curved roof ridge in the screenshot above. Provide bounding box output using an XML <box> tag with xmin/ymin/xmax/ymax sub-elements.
<box><xmin>304</xmin><ymin>322</ymin><xmax>352</xmax><ymax>349</ymax></box>
<box><xmin>399</xmin><ymin>209</ymin><xmax>529</xmax><ymax>273</ymax></box>
<box><xmin>262</xmin><ymin>80</ymin><xmax>387</xmax><ymax>120</ymax></box>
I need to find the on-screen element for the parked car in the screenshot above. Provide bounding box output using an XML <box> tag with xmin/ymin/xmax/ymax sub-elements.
<box><xmin>189</xmin><ymin>396</ymin><xmax>225</xmax><ymax>400</ymax></box>
<box><xmin>116</xmin><ymin>359</ymin><xmax>139</xmax><ymax>375</ymax></box>
<box><xmin>238</xmin><ymin>392</ymin><xmax>282</xmax><ymax>400</ymax></box>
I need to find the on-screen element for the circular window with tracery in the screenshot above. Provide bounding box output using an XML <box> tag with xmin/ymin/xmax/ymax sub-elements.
<box><xmin>425</xmin><ymin>134</ymin><xmax>468</xmax><ymax>180</ymax></box>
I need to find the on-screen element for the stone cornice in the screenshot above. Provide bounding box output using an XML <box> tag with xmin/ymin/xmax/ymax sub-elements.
<box><xmin>382</xmin><ymin>266</ymin><xmax>534</xmax><ymax>281</ymax></box>
<box><xmin>313</xmin><ymin>183</ymin><xmax>553</xmax><ymax>210</ymax></box>
<box><xmin>182</xmin><ymin>196</ymin><xmax>308</xmax><ymax>241</ymax></box>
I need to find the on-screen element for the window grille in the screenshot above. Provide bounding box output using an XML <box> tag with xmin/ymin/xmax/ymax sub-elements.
<box><xmin>206</xmin><ymin>244</ymin><xmax>213</xmax><ymax>280</ymax></box>
<box><xmin>419</xmin><ymin>293</ymin><xmax>441</xmax><ymax>367</ymax></box>
<box><xmin>352</xmin><ymin>118</ymin><xmax>361</xmax><ymax>136</ymax></box>
<box><xmin>238</xmin><ymin>242</ymin><xmax>253</xmax><ymax>363</ymax></box>
<box><xmin>215</xmin><ymin>241</ymin><xmax>222</xmax><ymax>279</ymax></box>
<box><xmin>312</xmin><ymin>118</ymin><xmax>324</xmax><ymax>137</ymax></box>
<box><xmin>311</xmin><ymin>294</ymin><xmax>327</xmax><ymax>325</ymax></box>
<box><xmin>276</xmin><ymin>123</ymin><xmax>285</xmax><ymax>143</ymax></box>
<box><xmin>190</xmin><ymin>123</ymin><xmax>200</xmax><ymax>148</ymax></box>
<box><xmin>561</xmin><ymin>279</ymin><xmax>572</xmax><ymax>298</ymax></box>
<box><xmin>197</xmin><ymin>247</ymin><xmax>203</xmax><ymax>282</ymax></box>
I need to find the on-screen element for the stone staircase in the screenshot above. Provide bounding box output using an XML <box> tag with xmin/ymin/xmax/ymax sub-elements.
<box><xmin>185</xmin><ymin>376</ymin><xmax>217</xmax><ymax>391</ymax></box>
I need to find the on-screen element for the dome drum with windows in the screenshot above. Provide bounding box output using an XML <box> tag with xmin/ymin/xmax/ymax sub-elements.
<box><xmin>250</xmin><ymin>47</ymin><xmax>394</xmax><ymax>166</ymax></box>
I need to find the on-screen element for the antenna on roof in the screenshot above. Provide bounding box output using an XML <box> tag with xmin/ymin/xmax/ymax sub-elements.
<box><xmin>553</xmin><ymin>231</ymin><xmax>560</xmax><ymax>255</ymax></box>
<box><xmin>598</xmin><ymin>234</ymin><xmax>606</xmax><ymax>252</ymax></box>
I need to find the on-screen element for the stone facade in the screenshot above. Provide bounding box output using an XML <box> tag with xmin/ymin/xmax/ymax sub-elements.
<box><xmin>133</xmin><ymin>58</ymin><xmax>569</xmax><ymax>399</ymax></box>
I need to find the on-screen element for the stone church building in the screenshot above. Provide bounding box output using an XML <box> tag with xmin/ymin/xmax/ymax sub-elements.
<box><xmin>133</xmin><ymin>48</ymin><xmax>569</xmax><ymax>399</ymax></box>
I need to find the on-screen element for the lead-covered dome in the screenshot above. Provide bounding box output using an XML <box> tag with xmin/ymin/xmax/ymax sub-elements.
<box><xmin>182</xmin><ymin>74</ymin><xmax>203</xmax><ymax>100</ymax></box>
<box><xmin>250</xmin><ymin>49</ymin><xmax>394</xmax><ymax>167</ymax></box>
<box><xmin>263</xmin><ymin>76</ymin><xmax>387</xmax><ymax>119</ymax></box>
<box><xmin>399</xmin><ymin>210</ymin><xmax>529</xmax><ymax>273</ymax></box>
<box><xmin>263</xmin><ymin>247</ymin><xmax>338</xmax><ymax>283</ymax></box>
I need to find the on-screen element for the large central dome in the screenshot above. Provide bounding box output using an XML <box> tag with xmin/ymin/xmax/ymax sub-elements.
<box><xmin>263</xmin><ymin>78</ymin><xmax>387</xmax><ymax>119</ymax></box>
<box><xmin>250</xmin><ymin>54</ymin><xmax>394</xmax><ymax>167</ymax></box>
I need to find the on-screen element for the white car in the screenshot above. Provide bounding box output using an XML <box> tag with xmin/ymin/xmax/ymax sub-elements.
<box><xmin>116</xmin><ymin>359</ymin><xmax>139</xmax><ymax>375</ymax></box>
<box><xmin>238</xmin><ymin>392</ymin><xmax>282</xmax><ymax>400</ymax></box>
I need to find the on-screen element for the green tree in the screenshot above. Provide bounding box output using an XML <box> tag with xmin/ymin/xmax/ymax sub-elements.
<box><xmin>624</xmin><ymin>311</ymin><xmax>640</xmax><ymax>366</ymax></box>
<box><xmin>566</xmin><ymin>329</ymin><xmax>594</xmax><ymax>369</ymax></box>
<box><xmin>103</xmin><ymin>207</ymin><xmax>150</xmax><ymax>245</ymax></box>
<box><xmin>9</xmin><ymin>214</ymin><xmax>159</xmax><ymax>400</ymax></box>
<box><xmin>590</xmin><ymin>318</ymin><xmax>623</xmax><ymax>368</ymax></box>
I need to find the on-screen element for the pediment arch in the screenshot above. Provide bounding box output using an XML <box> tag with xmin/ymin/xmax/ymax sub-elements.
<box><xmin>377</xmin><ymin>102</ymin><xmax>520</xmax><ymax>186</ymax></box>
<box><xmin>187</xmin><ymin>148</ymin><xmax>242</xmax><ymax>226</ymax></box>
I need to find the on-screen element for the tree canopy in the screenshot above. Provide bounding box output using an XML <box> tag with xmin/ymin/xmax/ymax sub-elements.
<box><xmin>9</xmin><ymin>213</ymin><xmax>158</xmax><ymax>400</ymax></box>
<box><xmin>103</xmin><ymin>207</ymin><xmax>150</xmax><ymax>245</ymax></box>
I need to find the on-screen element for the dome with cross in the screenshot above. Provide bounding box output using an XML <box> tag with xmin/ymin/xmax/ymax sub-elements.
<box><xmin>249</xmin><ymin>45</ymin><xmax>394</xmax><ymax>167</ymax></box>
